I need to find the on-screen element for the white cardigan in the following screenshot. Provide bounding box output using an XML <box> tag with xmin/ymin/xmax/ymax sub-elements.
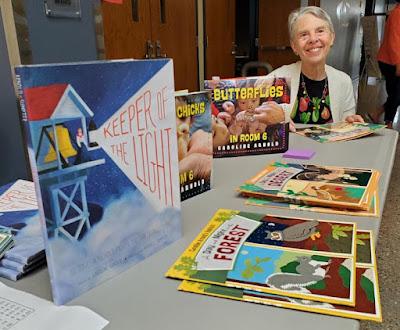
<box><xmin>266</xmin><ymin>62</ymin><xmax>356</xmax><ymax>123</ymax></box>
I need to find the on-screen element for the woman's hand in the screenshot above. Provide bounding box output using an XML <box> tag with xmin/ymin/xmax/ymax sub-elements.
<box><xmin>289</xmin><ymin>119</ymin><xmax>296</xmax><ymax>132</ymax></box>
<box><xmin>345</xmin><ymin>114</ymin><xmax>365</xmax><ymax>124</ymax></box>
<box><xmin>254</xmin><ymin>101</ymin><xmax>285</xmax><ymax>125</ymax></box>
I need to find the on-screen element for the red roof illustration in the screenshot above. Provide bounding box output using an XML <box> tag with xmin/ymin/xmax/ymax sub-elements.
<box><xmin>24</xmin><ymin>84</ymin><xmax>69</xmax><ymax>121</ymax></box>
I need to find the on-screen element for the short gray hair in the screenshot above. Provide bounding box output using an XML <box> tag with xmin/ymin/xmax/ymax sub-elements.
<box><xmin>288</xmin><ymin>6</ymin><xmax>334</xmax><ymax>40</ymax></box>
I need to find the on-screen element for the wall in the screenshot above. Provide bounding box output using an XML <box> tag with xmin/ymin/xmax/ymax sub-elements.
<box><xmin>321</xmin><ymin>0</ymin><xmax>366</xmax><ymax>80</ymax></box>
<box><xmin>0</xmin><ymin>0</ymin><xmax>99</xmax><ymax>186</ymax></box>
<box><xmin>0</xmin><ymin>7</ymin><xmax>27</xmax><ymax>185</ymax></box>
<box><xmin>23</xmin><ymin>0</ymin><xmax>97</xmax><ymax>63</ymax></box>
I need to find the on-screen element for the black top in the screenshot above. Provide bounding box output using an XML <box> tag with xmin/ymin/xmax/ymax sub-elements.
<box><xmin>291</xmin><ymin>73</ymin><xmax>333</xmax><ymax>124</ymax></box>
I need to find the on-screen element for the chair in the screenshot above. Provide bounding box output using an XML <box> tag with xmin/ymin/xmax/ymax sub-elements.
<box><xmin>241</xmin><ymin>61</ymin><xmax>273</xmax><ymax>77</ymax></box>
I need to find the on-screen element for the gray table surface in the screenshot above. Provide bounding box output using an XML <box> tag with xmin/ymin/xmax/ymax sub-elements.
<box><xmin>1</xmin><ymin>129</ymin><xmax>398</xmax><ymax>330</ymax></box>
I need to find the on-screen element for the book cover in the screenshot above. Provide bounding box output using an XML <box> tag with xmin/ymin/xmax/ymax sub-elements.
<box><xmin>204</xmin><ymin>77</ymin><xmax>290</xmax><ymax>157</ymax></box>
<box><xmin>166</xmin><ymin>209</ymin><xmax>357</xmax><ymax>306</ymax></box>
<box><xmin>245</xmin><ymin>191</ymin><xmax>379</xmax><ymax>217</ymax></box>
<box><xmin>0</xmin><ymin>180</ymin><xmax>44</xmax><ymax>268</ymax></box>
<box><xmin>178</xmin><ymin>230</ymin><xmax>381</xmax><ymax>322</ymax></box>
<box><xmin>16</xmin><ymin>59</ymin><xmax>182</xmax><ymax>304</ymax></box>
<box><xmin>295</xmin><ymin>122</ymin><xmax>386</xmax><ymax>143</ymax></box>
<box><xmin>175</xmin><ymin>91</ymin><xmax>212</xmax><ymax>200</ymax></box>
<box><xmin>239</xmin><ymin>162</ymin><xmax>379</xmax><ymax>211</ymax></box>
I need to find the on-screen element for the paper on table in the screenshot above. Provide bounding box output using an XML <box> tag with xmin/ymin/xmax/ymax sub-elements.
<box><xmin>0</xmin><ymin>281</ymin><xmax>108</xmax><ymax>330</ymax></box>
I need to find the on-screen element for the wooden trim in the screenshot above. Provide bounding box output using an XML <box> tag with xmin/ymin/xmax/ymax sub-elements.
<box><xmin>0</xmin><ymin>0</ymin><xmax>21</xmax><ymax>91</ymax></box>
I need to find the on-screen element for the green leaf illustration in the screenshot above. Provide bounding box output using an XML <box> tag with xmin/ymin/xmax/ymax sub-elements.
<box><xmin>242</xmin><ymin>269</ymin><xmax>254</xmax><ymax>279</ymax></box>
<box><xmin>356</xmin><ymin>238</ymin><xmax>366</xmax><ymax>246</ymax></box>
<box><xmin>253</xmin><ymin>265</ymin><xmax>264</xmax><ymax>273</ymax></box>
<box><xmin>241</xmin><ymin>257</ymin><xmax>271</xmax><ymax>279</ymax></box>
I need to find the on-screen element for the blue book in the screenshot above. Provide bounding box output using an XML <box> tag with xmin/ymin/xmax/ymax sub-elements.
<box><xmin>0</xmin><ymin>180</ymin><xmax>44</xmax><ymax>270</ymax></box>
<box><xmin>15</xmin><ymin>59</ymin><xmax>182</xmax><ymax>304</ymax></box>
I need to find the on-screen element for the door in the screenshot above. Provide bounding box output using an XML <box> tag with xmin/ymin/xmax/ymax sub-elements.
<box><xmin>101</xmin><ymin>0</ymin><xmax>198</xmax><ymax>91</ymax></box>
<box><xmin>204</xmin><ymin>0</ymin><xmax>236</xmax><ymax>79</ymax></box>
<box><xmin>258</xmin><ymin>0</ymin><xmax>300</xmax><ymax>70</ymax></box>
<box><xmin>150</xmin><ymin>0</ymin><xmax>198</xmax><ymax>91</ymax></box>
<box><xmin>102</xmin><ymin>0</ymin><xmax>151</xmax><ymax>59</ymax></box>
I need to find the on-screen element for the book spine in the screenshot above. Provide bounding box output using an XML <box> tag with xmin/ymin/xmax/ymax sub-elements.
<box><xmin>15</xmin><ymin>69</ymin><xmax>57</xmax><ymax>297</ymax></box>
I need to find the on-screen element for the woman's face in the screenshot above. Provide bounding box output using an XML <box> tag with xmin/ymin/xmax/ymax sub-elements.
<box><xmin>290</xmin><ymin>13</ymin><xmax>334</xmax><ymax>66</ymax></box>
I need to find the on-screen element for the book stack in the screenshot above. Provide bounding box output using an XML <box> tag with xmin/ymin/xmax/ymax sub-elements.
<box><xmin>238</xmin><ymin>162</ymin><xmax>380</xmax><ymax>217</ymax></box>
<box><xmin>0</xmin><ymin>180</ymin><xmax>45</xmax><ymax>281</ymax></box>
<box><xmin>296</xmin><ymin>122</ymin><xmax>386</xmax><ymax>143</ymax></box>
<box><xmin>166</xmin><ymin>209</ymin><xmax>382</xmax><ymax>322</ymax></box>
<box><xmin>0</xmin><ymin>231</ymin><xmax>14</xmax><ymax>260</ymax></box>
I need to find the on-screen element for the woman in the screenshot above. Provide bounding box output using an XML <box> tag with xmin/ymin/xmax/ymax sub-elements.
<box><xmin>254</xmin><ymin>6</ymin><xmax>364</xmax><ymax>130</ymax></box>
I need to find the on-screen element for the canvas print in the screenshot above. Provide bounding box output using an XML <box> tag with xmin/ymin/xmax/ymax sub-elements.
<box><xmin>175</xmin><ymin>91</ymin><xmax>212</xmax><ymax>200</ymax></box>
<box><xmin>239</xmin><ymin>162</ymin><xmax>379</xmax><ymax>210</ymax></box>
<box><xmin>166</xmin><ymin>209</ymin><xmax>357</xmax><ymax>305</ymax></box>
<box><xmin>296</xmin><ymin>122</ymin><xmax>386</xmax><ymax>143</ymax></box>
<box><xmin>178</xmin><ymin>230</ymin><xmax>381</xmax><ymax>322</ymax></box>
<box><xmin>204</xmin><ymin>77</ymin><xmax>290</xmax><ymax>157</ymax></box>
<box><xmin>16</xmin><ymin>59</ymin><xmax>182</xmax><ymax>304</ymax></box>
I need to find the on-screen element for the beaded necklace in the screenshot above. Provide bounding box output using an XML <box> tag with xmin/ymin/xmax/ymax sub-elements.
<box><xmin>301</xmin><ymin>73</ymin><xmax>328</xmax><ymax>106</ymax></box>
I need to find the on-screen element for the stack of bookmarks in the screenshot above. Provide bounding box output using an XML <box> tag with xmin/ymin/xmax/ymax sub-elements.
<box><xmin>166</xmin><ymin>209</ymin><xmax>382</xmax><ymax>322</ymax></box>
<box><xmin>295</xmin><ymin>122</ymin><xmax>386</xmax><ymax>143</ymax></box>
<box><xmin>0</xmin><ymin>180</ymin><xmax>45</xmax><ymax>280</ymax></box>
<box><xmin>239</xmin><ymin>162</ymin><xmax>380</xmax><ymax>217</ymax></box>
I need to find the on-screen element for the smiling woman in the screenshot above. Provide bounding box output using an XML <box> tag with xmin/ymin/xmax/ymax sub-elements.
<box><xmin>260</xmin><ymin>6</ymin><xmax>364</xmax><ymax>128</ymax></box>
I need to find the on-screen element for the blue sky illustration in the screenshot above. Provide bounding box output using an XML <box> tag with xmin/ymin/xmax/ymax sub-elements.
<box><xmin>228</xmin><ymin>245</ymin><xmax>283</xmax><ymax>284</ymax></box>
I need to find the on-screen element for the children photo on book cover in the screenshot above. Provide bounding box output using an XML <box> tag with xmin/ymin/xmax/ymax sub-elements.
<box><xmin>175</xmin><ymin>91</ymin><xmax>212</xmax><ymax>201</ymax></box>
<box><xmin>16</xmin><ymin>59</ymin><xmax>182</xmax><ymax>304</ymax></box>
<box><xmin>166</xmin><ymin>209</ymin><xmax>358</xmax><ymax>306</ymax></box>
<box><xmin>205</xmin><ymin>77</ymin><xmax>290</xmax><ymax>157</ymax></box>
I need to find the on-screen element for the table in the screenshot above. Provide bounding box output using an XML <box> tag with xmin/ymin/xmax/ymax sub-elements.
<box><xmin>2</xmin><ymin>129</ymin><xmax>398</xmax><ymax>330</ymax></box>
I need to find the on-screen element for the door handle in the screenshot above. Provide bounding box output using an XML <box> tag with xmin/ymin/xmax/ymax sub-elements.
<box><xmin>145</xmin><ymin>40</ymin><xmax>154</xmax><ymax>59</ymax></box>
<box><xmin>231</xmin><ymin>42</ymin><xmax>237</xmax><ymax>55</ymax></box>
<box><xmin>155</xmin><ymin>40</ymin><xmax>167</xmax><ymax>58</ymax></box>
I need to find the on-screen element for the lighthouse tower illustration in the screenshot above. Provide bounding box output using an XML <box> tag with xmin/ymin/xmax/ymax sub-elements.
<box><xmin>25</xmin><ymin>83</ymin><xmax>105</xmax><ymax>241</ymax></box>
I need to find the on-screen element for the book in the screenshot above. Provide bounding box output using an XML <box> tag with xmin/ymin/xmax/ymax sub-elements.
<box><xmin>178</xmin><ymin>230</ymin><xmax>381</xmax><ymax>322</ymax></box>
<box><xmin>175</xmin><ymin>91</ymin><xmax>212</xmax><ymax>200</ymax></box>
<box><xmin>295</xmin><ymin>122</ymin><xmax>386</xmax><ymax>143</ymax></box>
<box><xmin>0</xmin><ymin>180</ymin><xmax>45</xmax><ymax>280</ymax></box>
<box><xmin>245</xmin><ymin>191</ymin><xmax>379</xmax><ymax>217</ymax></box>
<box><xmin>16</xmin><ymin>59</ymin><xmax>182</xmax><ymax>304</ymax></box>
<box><xmin>204</xmin><ymin>76</ymin><xmax>290</xmax><ymax>157</ymax></box>
<box><xmin>238</xmin><ymin>162</ymin><xmax>380</xmax><ymax>211</ymax></box>
<box><xmin>166</xmin><ymin>209</ymin><xmax>358</xmax><ymax>306</ymax></box>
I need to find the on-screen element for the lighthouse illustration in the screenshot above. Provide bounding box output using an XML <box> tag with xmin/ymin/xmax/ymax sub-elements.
<box><xmin>25</xmin><ymin>83</ymin><xmax>105</xmax><ymax>241</ymax></box>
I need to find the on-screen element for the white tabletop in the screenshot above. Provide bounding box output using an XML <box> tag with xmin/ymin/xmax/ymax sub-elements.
<box><xmin>2</xmin><ymin>129</ymin><xmax>398</xmax><ymax>330</ymax></box>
